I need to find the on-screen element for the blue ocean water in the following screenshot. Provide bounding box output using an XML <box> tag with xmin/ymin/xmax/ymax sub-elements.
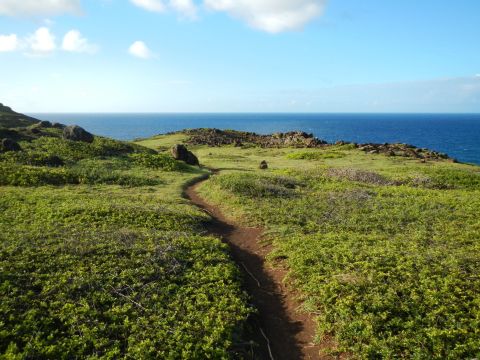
<box><xmin>30</xmin><ymin>113</ymin><xmax>480</xmax><ymax>165</ymax></box>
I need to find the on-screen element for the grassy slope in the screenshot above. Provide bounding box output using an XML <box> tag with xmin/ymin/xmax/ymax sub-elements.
<box><xmin>138</xmin><ymin>135</ymin><xmax>480</xmax><ymax>359</ymax></box>
<box><xmin>0</xmin><ymin>104</ymin><xmax>39</xmax><ymax>128</ymax></box>
<box><xmin>0</xmin><ymin>128</ymin><xmax>250</xmax><ymax>358</ymax></box>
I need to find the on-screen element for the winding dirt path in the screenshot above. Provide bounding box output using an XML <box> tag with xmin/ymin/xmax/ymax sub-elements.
<box><xmin>185</xmin><ymin>174</ymin><xmax>330</xmax><ymax>360</ymax></box>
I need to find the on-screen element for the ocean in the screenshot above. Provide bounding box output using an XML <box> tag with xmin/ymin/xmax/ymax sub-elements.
<box><xmin>30</xmin><ymin>113</ymin><xmax>480</xmax><ymax>165</ymax></box>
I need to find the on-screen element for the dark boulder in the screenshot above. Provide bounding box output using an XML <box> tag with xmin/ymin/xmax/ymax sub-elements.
<box><xmin>171</xmin><ymin>144</ymin><xmax>199</xmax><ymax>166</ymax></box>
<box><xmin>0</xmin><ymin>138</ymin><xmax>21</xmax><ymax>152</ymax></box>
<box><xmin>38</xmin><ymin>121</ymin><xmax>52</xmax><ymax>128</ymax></box>
<box><xmin>63</xmin><ymin>125</ymin><xmax>94</xmax><ymax>143</ymax></box>
<box><xmin>29</xmin><ymin>127</ymin><xmax>41</xmax><ymax>134</ymax></box>
<box><xmin>259</xmin><ymin>160</ymin><xmax>268</xmax><ymax>169</ymax></box>
<box><xmin>185</xmin><ymin>152</ymin><xmax>199</xmax><ymax>166</ymax></box>
<box><xmin>52</xmin><ymin>122</ymin><xmax>66</xmax><ymax>129</ymax></box>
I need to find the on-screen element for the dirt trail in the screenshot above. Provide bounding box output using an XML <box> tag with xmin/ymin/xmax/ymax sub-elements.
<box><xmin>185</xmin><ymin>174</ymin><xmax>330</xmax><ymax>360</ymax></box>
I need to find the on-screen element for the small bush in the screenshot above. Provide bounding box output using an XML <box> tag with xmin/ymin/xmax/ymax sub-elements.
<box><xmin>0</xmin><ymin>163</ymin><xmax>160</xmax><ymax>187</ymax></box>
<box><xmin>0</xmin><ymin>151</ymin><xmax>64</xmax><ymax>167</ymax></box>
<box><xmin>213</xmin><ymin>173</ymin><xmax>300</xmax><ymax>198</ymax></box>
<box><xmin>287</xmin><ymin>151</ymin><xmax>345</xmax><ymax>160</ymax></box>
<box><xmin>130</xmin><ymin>153</ymin><xmax>187</xmax><ymax>171</ymax></box>
<box><xmin>0</xmin><ymin>163</ymin><xmax>75</xmax><ymax>186</ymax></box>
<box><xmin>327</xmin><ymin>167</ymin><xmax>392</xmax><ymax>185</ymax></box>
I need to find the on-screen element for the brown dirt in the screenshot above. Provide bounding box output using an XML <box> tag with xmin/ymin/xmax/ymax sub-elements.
<box><xmin>185</xmin><ymin>175</ymin><xmax>334</xmax><ymax>360</ymax></box>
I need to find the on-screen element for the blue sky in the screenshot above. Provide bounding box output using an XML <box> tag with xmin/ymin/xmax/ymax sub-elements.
<box><xmin>0</xmin><ymin>0</ymin><xmax>479</xmax><ymax>112</ymax></box>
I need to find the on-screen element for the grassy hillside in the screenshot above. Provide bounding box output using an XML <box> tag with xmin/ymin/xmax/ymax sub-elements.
<box><xmin>0</xmin><ymin>103</ymin><xmax>39</xmax><ymax>128</ymax></box>
<box><xmin>3</xmin><ymin>115</ymin><xmax>479</xmax><ymax>358</ymax></box>
<box><xmin>138</xmin><ymin>132</ymin><xmax>480</xmax><ymax>359</ymax></box>
<box><xmin>0</xmin><ymin>120</ymin><xmax>250</xmax><ymax>358</ymax></box>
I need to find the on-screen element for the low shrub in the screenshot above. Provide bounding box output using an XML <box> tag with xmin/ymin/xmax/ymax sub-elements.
<box><xmin>130</xmin><ymin>153</ymin><xmax>187</xmax><ymax>171</ymax></box>
<box><xmin>327</xmin><ymin>167</ymin><xmax>392</xmax><ymax>185</ymax></box>
<box><xmin>287</xmin><ymin>151</ymin><xmax>345</xmax><ymax>160</ymax></box>
<box><xmin>212</xmin><ymin>173</ymin><xmax>300</xmax><ymax>198</ymax></box>
<box><xmin>0</xmin><ymin>163</ymin><xmax>160</xmax><ymax>187</ymax></box>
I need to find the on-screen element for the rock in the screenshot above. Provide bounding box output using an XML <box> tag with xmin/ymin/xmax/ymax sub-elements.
<box><xmin>183</xmin><ymin>128</ymin><xmax>327</xmax><ymax>148</ymax></box>
<box><xmin>63</xmin><ymin>125</ymin><xmax>94</xmax><ymax>143</ymax></box>
<box><xmin>171</xmin><ymin>144</ymin><xmax>199</xmax><ymax>166</ymax></box>
<box><xmin>0</xmin><ymin>138</ymin><xmax>21</xmax><ymax>152</ymax></box>
<box><xmin>259</xmin><ymin>160</ymin><xmax>268</xmax><ymax>169</ymax></box>
<box><xmin>185</xmin><ymin>152</ymin><xmax>199</xmax><ymax>166</ymax></box>
<box><xmin>52</xmin><ymin>122</ymin><xmax>66</xmax><ymax>129</ymax></box>
<box><xmin>38</xmin><ymin>121</ymin><xmax>52</xmax><ymax>128</ymax></box>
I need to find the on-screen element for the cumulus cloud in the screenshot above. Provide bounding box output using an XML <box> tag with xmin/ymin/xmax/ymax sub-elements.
<box><xmin>0</xmin><ymin>27</ymin><xmax>100</xmax><ymax>56</ymax></box>
<box><xmin>27</xmin><ymin>27</ymin><xmax>56</xmax><ymax>54</ymax></box>
<box><xmin>130</xmin><ymin>0</ymin><xmax>165</xmax><ymax>13</ymax></box>
<box><xmin>204</xmin><ymin>0</ymin><xmax>327</xmax><ymax>33</ymax></box>
<box><xmin>128</xmin><ymin>41</ymin><xmax>153</xmax><ymax>59</ymax></box>
<box><xmin>0</xmin><ymin>34</ymin><xmax>19</xmax><ymax>52</ymax></box>
<box><xmin>130</xmin><ymin>0</ymin><xmax>197</xmax><ymax>18</ymax></box>
<box><xmin>62</xmin><ymin>30</ymin><xmax>98</xmax><ymax>53</ymax></box>
<box><xmin>169</xmin><ymin>0</ymin><xmax>197</xmax><ymax>18</ymax></box>
<box><xmin>129</xmin><ymin>0</ymin><xmax>327</xmax><ymax>31</ymax></box>
<box><xmin>0</xmin><ymin>0</ymin><xmax>81</xmax><ymax>16</ymax></box>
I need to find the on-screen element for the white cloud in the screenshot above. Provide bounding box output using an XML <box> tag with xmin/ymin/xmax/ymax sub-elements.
<box><xmin>62</xmin><ymin>30</ymin><xmax>98</xmax><ymax>53</ymax></box>
<box><xmin>0</xmin><ymin>33</ymin><xmax>19</xmax><ymax>52</ymax></box>
<box><xmin>0</xmin><ymin>0</ymin><xmax>81</xmax><ymax>16</ymax></box>
<box><xmin>169</xmin><ymin>0</ymin><xmax>197</xmax><ymax>18</ymax></box>
<box><xmin>27</xmin><ymin>27</ymin><xmax>56</xmax><ymax>54</ymax></box>
<box><xmin>130</xmin><ymin>0</ymin><xmax>165</xmax><ymax>13</ymax></box>
<box><xmin>128</xmin><ymin>41</ymin><xmax>153</xmax><ymax>59</ymax></box>
<box><xmin>131</xmin><ymin>0</ymin><xmax>197</xmax><ymax>18</ymax></box>
<box><xmin>204</xmin><ymin>0</ymin><xmax>327</xmax><ymax>33</ymax></box>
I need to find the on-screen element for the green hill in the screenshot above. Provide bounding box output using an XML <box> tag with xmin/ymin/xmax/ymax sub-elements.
<box><xmin>0</xmin><ymin>108</ymin><xmax>249</xmax><ymax>359</ymax></box>
<box><xmin>0</xmin><ymin>103</ymin><xmax>40</xmax><ymax>128</ymax></box>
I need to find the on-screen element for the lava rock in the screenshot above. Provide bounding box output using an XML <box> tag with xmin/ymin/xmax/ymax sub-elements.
<box><xmin>259</xmin><ymin>160</ymin><xmax>268</xmax><ymax>169</ymax></box>
<box><xmin>38</xmin><ymin>121</ymin><xmax>52</xmax><ymax>128</ymax></box>
<box><xmin>0</xmin><ymin>138</ymin><xmax>21</xmax><ymax>152</ymax></box>
<box><xmin>171</xmin><ymin>144</ymin><xmax>199</xmax><ymax>166</ymax></box>
<box><xmin>182</xmin><ymin>129</ymin><xmax>327</xmax><ymax>148</ymax></box>
<box><xmin>63</xmin><ymin>125</ymin><xmax>94</xmax><ymax>143</ymax></box>
<box><xmin>52</xmin><ymin>122</ymin><xmax>66</xmax><ymax>129</ymax></box>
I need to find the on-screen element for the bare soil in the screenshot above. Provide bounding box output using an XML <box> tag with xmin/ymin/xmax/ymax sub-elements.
<box><xmin>185</xmin><ymin>175</ymin><xmax>333</xmax><ymax>360</ymax></box>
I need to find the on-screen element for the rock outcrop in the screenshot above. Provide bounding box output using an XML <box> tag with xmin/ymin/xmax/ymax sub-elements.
<box><xmin>181</xmin><ymin>129</ymin><xmax>328</xmax><ymax>148</ymax></box>
<box><xmin>163</xmin><ymin>128</ymin><xmax>455</xmax><ymax>162</ymax></box>
<box><xmin>63</xmin><ymin>125</ymin><xmax>94</xmax><ymax>143</ymax></box>
<box><xmin>356</xmin><ymin>143</ymin><xmax>450</xmax><ymax>161</ymax></box>
<box><xmin>0</xmin><ymin>138</ymin><xmax>21</xmax><ymax>152</ymax></box>
<box><xmin>171</xmin><ymin>144</ymin><xmax>199</xmax><ymax>166</ymax></box>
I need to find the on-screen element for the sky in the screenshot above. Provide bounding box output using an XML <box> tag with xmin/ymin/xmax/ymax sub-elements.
<box><xmin>0</xmin><ymin>0</ymin><xmax>479</xmax><ymax>113</ymax></box>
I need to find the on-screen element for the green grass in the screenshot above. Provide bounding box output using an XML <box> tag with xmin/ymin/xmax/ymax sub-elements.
<box><xmin>138</xmin><ymin>135</ymin><xmax>480</xmax><ymax>359</ymax></box>
<box><xmin>3</xmin><ymin>126</ymin><xmax>480</xmax><ymax>359</ymax></box>
<box><xmin>0</xmin><ymin>132</ymin><xmax>251</xmax><ymax>359</ymax></box>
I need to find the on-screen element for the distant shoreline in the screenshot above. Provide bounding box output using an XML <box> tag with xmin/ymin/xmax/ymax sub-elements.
<box><xmin>28</xmin><ymin>113</ymin><xmax>480</xmax><ymax>165</ymax></box>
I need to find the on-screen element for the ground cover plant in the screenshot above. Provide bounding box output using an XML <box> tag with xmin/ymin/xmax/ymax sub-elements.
<box><xmin>0</xmin><ymin>124</ymin><xmax>250</xmax><ymax>359</ymax></box>
<box><xmin>137</xmin><ymin>133</ymin><xmax>480</xmax><ymax>359</ymax></box>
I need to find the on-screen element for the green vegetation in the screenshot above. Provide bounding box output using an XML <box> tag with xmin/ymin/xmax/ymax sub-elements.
<box><xmin>2</xmin><ymin>117</ymin><xmax>479</xmax><ymax>359</ymax></box>
<box><xmin>0</xmin><ymin>103</ymin><xmax>39</xmax><ymax>128</ymax></box>
<box><xmin>0</xmin><ymin>121</ymin><xmax>250</xmax><ymax>358</ymax></box>
<box><xmin>286</xmin><ymin>149</ymin><xmax>347</xmax><ymax>160</ymax></box>
<box><xmin>140</xmin><ymin>134</ymin><xmax>480</xmax><ymax>359</ymax></box>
